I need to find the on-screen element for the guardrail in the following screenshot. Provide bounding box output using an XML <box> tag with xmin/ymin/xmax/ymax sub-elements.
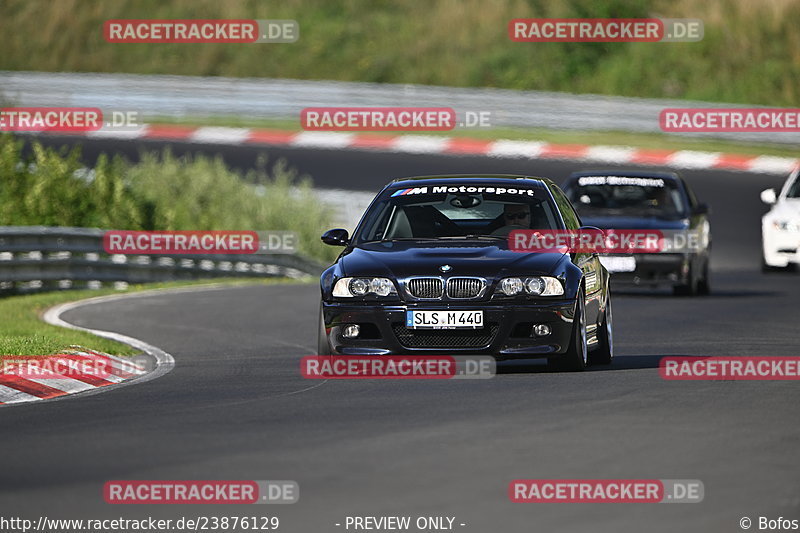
<box><xmin>0</xmin><ymin>226</ymin><xmax>327</xmax><ymax>294</ymax></box>
<box><xmin>2</xmin><ymin>71</ymin><xmax>798</xmax><ymax>144</ymax></box>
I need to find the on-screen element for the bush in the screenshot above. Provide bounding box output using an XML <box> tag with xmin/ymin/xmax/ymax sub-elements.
<box><xmin>0</xmin><ymin>135</ymin><xmax>338</xmax><ymax>263</ymax></box>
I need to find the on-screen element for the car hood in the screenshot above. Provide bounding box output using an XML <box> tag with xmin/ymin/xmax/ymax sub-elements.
<box><xmin>577</xmin><ymin>215</ymin><xmax>689</xmax><ymax>230</ymax></box>
<box><xmin>768</xmin><ymin>198</ymin><xmax>800</xmax><ymax>219</ymax></box>
<box><xmin>339</xmin><ymin>240</ymin><xmax>565</xmax><ymax>278</ymax></box>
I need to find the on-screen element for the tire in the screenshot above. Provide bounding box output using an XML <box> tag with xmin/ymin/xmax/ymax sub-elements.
<box><xmin>673</xmin><ymin>261</ymin><xmax>698</xmax><ymax>296</ymax></box>
<box><xmin>588</xmin><ymin>296</ymin><xmax>613</xmax><ymax>365</ymax></box>
<box><xmin>550</xmin><ymin>290</ymin><xmax>587</xmax><ymax>372</ymax></box>
<box><xmin>697</xmin><ymin>257</ymin><xmax>711</xmax><ymax>295</ymax></box>
<box><xmin>317</xmin><ymin>304</ymin><xmax>332</xmax><ymax>355</ymax></box>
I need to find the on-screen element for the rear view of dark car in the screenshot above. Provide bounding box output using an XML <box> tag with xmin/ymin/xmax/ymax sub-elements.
<box><xmin>562</xmin><ymin>171</ymin><xmax>711</xmax><ymax>295</ymax></box>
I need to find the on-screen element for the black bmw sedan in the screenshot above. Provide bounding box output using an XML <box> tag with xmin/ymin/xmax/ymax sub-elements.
<box><xmin>318</xmin><ymin>175</ymin><xmax>612</xmax><ymax>371</ymax></box>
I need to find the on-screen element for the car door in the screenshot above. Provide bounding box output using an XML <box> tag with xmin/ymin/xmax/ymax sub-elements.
<box><xmin>549</xmin><ymin>183</ymin><xmax>604</xmax><ymax>325</ymax></box>
<box><xmin>680</xmin><ymin>178</ymin><xmax>711</xmax><ymax>270</ymax></box>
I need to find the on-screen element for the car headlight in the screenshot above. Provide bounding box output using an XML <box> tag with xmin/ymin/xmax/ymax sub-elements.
<box><xmin>369</xmin><ymin>277</ymin><xmax>394</xmax><ymax>296</ymax></box>
<box><xmin>499</xmin><ymin>277</ymin><xmax>524</xmax><ymax>296</ymax></box>
<box><xmin>349</xmin><ymin>278</ymin><xmax>370</xmax><ymax>296</ymax></box>
<box><xmin>525</xmin><ymin>277</ymin><xmax>545</xmax><ymax>295</ymax></box>
<box><xmin>498</xmin><ymin>276</ymin><xmax>564</xmax><ymax>297</ymax></box>
<box><xmin>333</xmin><ymin>277</ymin><xmax>397</xmax><ymax>297</ymax></box>
<box><xmin>773</xmin><ymin>220</ymin><xmax>800</xmax><ymax>232</ymax></box>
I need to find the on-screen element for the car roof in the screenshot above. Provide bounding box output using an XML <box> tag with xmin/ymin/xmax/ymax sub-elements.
<box><xmin>565</xmin><ymin>170</ymin><xmax>681</xmax><ymax>182</ymax></box>
<box><xmin>385</xmin><ymin>174</ymin><xmax>552</xmax><ymax>191</ymax></box>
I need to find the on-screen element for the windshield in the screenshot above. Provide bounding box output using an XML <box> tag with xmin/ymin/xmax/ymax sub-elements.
<box><xmin>565</xmin><ymin>175</ymin><xmax>688</xmax><ymax>218</ymax></box>
<box><xmin>786</xmin><ymin>172</ymin><xmax>800</xmax><ymax>198</ymax></box>
<box><xmin>355</xmin><ymin>185</ymin><xmax>562</xmax><ymax>243</ymax></box>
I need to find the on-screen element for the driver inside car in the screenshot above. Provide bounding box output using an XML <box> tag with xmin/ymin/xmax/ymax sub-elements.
<box><xmin>487</xmin><ymin>203</ymin><xmax>532</xmax><ymax>236</ymax></box>
<box><xmin>503</xmin><ymin>203</ymin><xmax>531</xmax><ymax>227</ymax></box>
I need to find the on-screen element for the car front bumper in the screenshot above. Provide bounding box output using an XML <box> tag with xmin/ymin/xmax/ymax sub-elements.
<box><xmin>606</xmin><ymin>253</ymin><xmax>690</xmax><ymax>288</ymax></box>
<box><xmin>763</xmin><ymin>227</ymin><xmax>800</xmax><ymax>267</ymax></box>
<box><xmin>321</xmin><ymin>300</ymin><xmax>576</xmax><ymax>359</ymax></box>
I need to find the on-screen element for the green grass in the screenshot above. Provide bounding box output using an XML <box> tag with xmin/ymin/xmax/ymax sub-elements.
<box><xmin>0</xmin><ymin>278</ymin><xmax>308</xmax><ymax>357</ymax></box>
<box><xmin>1</xmin><ymin>0</ymin><xmax>799</xmax><ymax>106</ymax></box>
<box><xmin>152</xmin><ymin>116</ymin><xmax>800</xmax><ymax>159</ymax></box>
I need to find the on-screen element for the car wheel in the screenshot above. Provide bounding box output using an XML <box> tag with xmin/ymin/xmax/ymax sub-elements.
<box><xmin>697</xmin><ymin>257</ymin><xmax>711</xmax><ymax>295</ymax></box>
<box><xmin>317</xmin><ymin>303</ymin><xmax>332</xmax><ymax>355</ymax></box>
<box><xmin>673</xmin><ymin>262</ymin><xmax>698</xmax><ymax>296</ymax></box>
<box><xmin>588</xmin><ymin>296</ymin><xmax>613</xmax><ymax>365</ymax></box>
<box><xmin>550</xmin><ymin>290</ymin><xmax>587</xmax><ymax>372</ymax></box>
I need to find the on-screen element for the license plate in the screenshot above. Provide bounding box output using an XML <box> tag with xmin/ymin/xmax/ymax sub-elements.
<box><xmin>406</xmin><ymin>310</ymin><xmax>484</xmax><ymax>329</ymax></box>
<box><xmin>600</xmin><ymin>255</ymin><xmax>637</xmax><ymax>273</ymax></box>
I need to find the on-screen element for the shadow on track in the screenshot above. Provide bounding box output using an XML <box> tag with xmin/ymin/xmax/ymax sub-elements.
<box><xmin>612</xmin><ymin>289</ymin><xmax>780</xmax><ymax>298</ymax></box>
<box><xmin>496</xmin><ymin>354</ymin><xmax>702</xmax><ymax>374</ymax></box>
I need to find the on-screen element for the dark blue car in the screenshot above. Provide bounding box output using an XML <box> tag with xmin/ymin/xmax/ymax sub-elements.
<box><xmin>562</xmin><ymin>170</ymin><xmax>711</xmax><ymax>295</ymax></box>
<box><xmin>317</xmin><ymin>175</ymin><xmax>613</xmax><ymax>371</ymax></box>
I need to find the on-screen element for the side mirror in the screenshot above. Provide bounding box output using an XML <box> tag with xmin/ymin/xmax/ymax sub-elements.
<box><xmin>579</xmin><ymin>225</ymin><xmax>605</xmax><ymax>234</ymax></box>
<box><xmin>321</xmin><ymin>228</ymin><xmax>350</xmax><ymax>246</ymax></box>
<box><xmin>760</xmin><ymin>188</ymin><xmax>778</xmax><ymax>205</ymax></box>
<box><xmin>692</xmin><ymin>203</ymin><xmax>710</xmax><ymax>216</ymax></box>
<box><xmin>578</xmin><ymin>226</ymin><xmax>605</xmax><ymax>255</ymax></box>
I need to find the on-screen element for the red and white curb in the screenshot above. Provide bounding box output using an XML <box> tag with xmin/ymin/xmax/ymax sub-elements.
<box><xmin>42</xmin><ymin>125</ymin><xmax>799</xmax><ymax>175</ymax></box>
<box><xmin>0</xmin><ymin>347</ymin><xmax>147</xmax><ymax>405</ymax></box>
<box><xmin>0</xmin><ymin>292</ymin><xmax>177</xmax><ymax>407</ymax></box>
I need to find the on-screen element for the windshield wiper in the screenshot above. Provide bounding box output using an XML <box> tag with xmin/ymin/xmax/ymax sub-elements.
<box><xmin>365</xmin><ymin>235</ymin><xmax>506</xmax><ymax>243</ymax></box>
<box><xmin>365</xmin><ymin>237</ymin><xmax>439</xmax><ymax>243</ymax></box>
<box><xmin>438</xmin><ymin>234</ymin><xmax>506</xmax><ymax>240</ymax></box>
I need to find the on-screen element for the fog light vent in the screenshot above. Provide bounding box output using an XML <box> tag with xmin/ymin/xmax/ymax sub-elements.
<box><xmin>532</xmin><ymin>324</ymin><xmax>551</xmax><ymax>337</ymax></box>
<box><xmin>342</xmin><ymin>324</ymin><xmax>361</xmax><ymax>339</ymax></box>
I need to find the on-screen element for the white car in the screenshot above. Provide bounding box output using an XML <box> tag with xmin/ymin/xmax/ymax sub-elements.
<box><xmin>761</xmin><ymin>166</ymin><xmax>800</xmax><ymax>271</ymax></box>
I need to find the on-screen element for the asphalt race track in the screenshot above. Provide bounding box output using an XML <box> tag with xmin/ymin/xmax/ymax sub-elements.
<box><xmin>4</xmin><ymin>136</ymin><xmax>799</xmax><ymax>532</ymax></box>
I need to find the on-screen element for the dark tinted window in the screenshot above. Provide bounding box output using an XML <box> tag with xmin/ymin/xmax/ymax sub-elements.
<box><xmin>549</xmin><ymin>184</ymin><xmax>581</xmax><ymax>230</ymax></box>
<box><xmin>787</xmin><ymin>172</ymin><xmax>800</xmax><ymax>198</ymax></box>
<box><xmin>564</xmin><ymin>175</ymin><xmax>688</xmax><ymax>219</ymax></box>
<box><xmin>355</xmin><ymin>184</ymin><xmax>561</xmax><ymax>242</ymax></box>
<box><xmin>682</xmin><ymin>178</ymin><xmax>698</xmax><ymax>208</ymax></box>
